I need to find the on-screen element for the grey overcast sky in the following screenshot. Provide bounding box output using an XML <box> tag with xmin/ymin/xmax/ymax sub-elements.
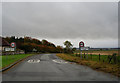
<box><xmin>2</xmin><ymin>2</ymin><xmax>118</xmax><ymax>48</ymax></box>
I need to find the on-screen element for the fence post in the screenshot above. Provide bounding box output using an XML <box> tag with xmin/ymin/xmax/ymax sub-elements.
<box><xmin>103</xmin><ymin>59</ymin><xmax>104</xmax><ymax>63</ymax></box>
<box><xmin>113</xmin><ymin>53</ymin><xmax>117</xmax><ymax>64</ymax></box>
<box><xmin>79</xmin><ymin>53</ymin><xmax>80</xmax><ymax>57</ymax></box>
<box><xmin>91</xmin><ymin>54</ymin><xmax>92</xmax><ymax>60</ymax></box>
<box><xmin>107</xmin><ymin>55</ymin><xmax>110</xmax><ymax>63</ymax></box>
<box><xmin>76</xmin><ymin>53</ymin><xmax>77</xmax><ymax>56</ymax></box>
<box><xmin>84</xmin><ymin>53</ymin><xmax>86</xmax><ymax>59</ymax></box>
<box><xmin>108</xmin><ymin>55</ymin><xmax>112</xmax><ymax>64</ymax></box>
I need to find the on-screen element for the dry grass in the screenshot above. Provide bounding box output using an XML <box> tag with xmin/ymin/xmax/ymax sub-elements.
<box><xmin>56</xmin><ymin>53</ymin><xmax>120</xmax><ymax>77</ymax></box>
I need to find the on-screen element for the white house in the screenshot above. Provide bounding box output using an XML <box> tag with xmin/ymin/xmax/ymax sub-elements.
<box><xmin>0</xmin><ymin>37</ymin><xmax>10</xmax><ymax>55</ymax></box>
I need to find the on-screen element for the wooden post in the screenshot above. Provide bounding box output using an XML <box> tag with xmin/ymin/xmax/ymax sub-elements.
<box><xmin>76</xmin><ymin>53</ymin><xmax>77</xmax><ymax>56</ymax></box>
<box><xmin>107</xmin><ymin>55</ymin><xmax>110</xmax><ymax>63</ymax></box>
<box><xmin>103</xmin><ymin>59</ymin><xmax>104</xmax><ymax>63</ymax></box>
<box><xmin>79</xmin><ymin>53</ymin><xmax>80</xmax><ymax>57</ymax></box>
<box><xmin>108</xmin><ymin>55</ymin><xmax>113</xmax><ymax>64</ymax></box>
<box><xmin>84</xmin><ymin>53</ymin><xmax>86</xmax><ymax>59</ymax></box>
<box><xmin>91</xmin><ymin>54</ymin><xmax>92</xmax><ymax>60</ymax></box>
<box><xmin>113</xmin><ymin>53</ymin><xmax>117</xmax><ymax>64</ymax></box>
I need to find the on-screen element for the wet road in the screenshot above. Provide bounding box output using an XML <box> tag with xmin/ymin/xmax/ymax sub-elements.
<box><xmin>2</xmin><ymin>54</ymin><xmax>119</xmax><ymax>81</ymax></box>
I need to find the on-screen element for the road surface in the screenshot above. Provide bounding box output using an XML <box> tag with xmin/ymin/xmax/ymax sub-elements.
<box><xmin>2</xmin><ymin>54</ymin><xmax>119</xmax><ymax>81</ymax></box>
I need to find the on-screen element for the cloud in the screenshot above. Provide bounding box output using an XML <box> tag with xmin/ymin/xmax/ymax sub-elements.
<box><xmin>2</xmin><ymin>2</ymin><xmax>118</xmax><ymax>47</ymax></box>
<box><xmin>45</xmin><ymin>38</ymin><xmax>118</xmax><ymax>48</ymax></box>
<box><xmin>2</xmin><ymin>2</ymin><xmax>118</xmax><ymax>39</ymax></box>
<box><xmin>0</xmin><ymin>3</ymin><xmax>2</xmax><ymax>36</ymax></box>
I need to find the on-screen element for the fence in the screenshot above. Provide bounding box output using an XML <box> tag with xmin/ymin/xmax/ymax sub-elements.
<box><xmin>75</xmin><ymin>53</ymin><xmax>120</xmax><ymax>64</ymax></box>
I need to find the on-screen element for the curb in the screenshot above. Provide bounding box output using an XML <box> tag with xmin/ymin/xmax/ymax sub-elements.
<box><xmin>0</xmin><ymin>58</ymin><xmax>24</xmax><ymax>72</ymax></box>
<box><xmin>0</xmin><ymin>54</ymin><xmax>36</xmax><ymax>72</ymax></box>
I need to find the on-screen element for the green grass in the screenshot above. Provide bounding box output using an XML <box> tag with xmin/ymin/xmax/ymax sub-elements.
<box><xmin>0</xmin><ymin>54</ymin><xmax>34</xmax><ymax>69</ymax></box>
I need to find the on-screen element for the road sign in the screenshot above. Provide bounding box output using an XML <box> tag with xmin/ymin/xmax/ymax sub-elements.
<box><xmin>5</xmin><ymin>48</ymin><xmax>15</xmax><ymax>51</ymax></box>
<box><xmin>10</xmin><ymin>42</ymin><xmax>16</xmax><ymax>48</ymax></box>
<box><xmin>79</xmin><ymin>41</ymin><xmax>85</xmax><ymax>57</ymax></box>
<box><xmin>81</xmin><ymin>47</ymin><xmax>89</xmax><ymax>50</ymax></box>
<box><xmin>79</xmin><ymin>41</ymin><xmax>84</xmax><ymax>47</ymax></box>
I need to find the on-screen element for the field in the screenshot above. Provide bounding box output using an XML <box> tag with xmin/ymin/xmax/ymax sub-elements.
<box><xmin>56</xmin><ymin>53</ymin><xmax>120</xmax><ymax>77</ymax></box>
<box><xmin>74</xmin><ymin>50</ymin><xmax>120</xmax><ymax>64</ymax></box>
<box><xmin>72</xmin><ymin>54</ymin><xmax>120</xmax><ymax>64</ymax></box>
<box><xmin>0</xmin><ymin>54</ymin><xmax>34</xmax><ymax>69</ymax></box>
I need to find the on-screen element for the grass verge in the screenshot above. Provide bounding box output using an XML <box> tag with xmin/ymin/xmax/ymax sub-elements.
<box><xmin>56</xmin><ymin>53</ymin><xmax>120</xmax><ymax>77</ymax></box>
<box><xmin>0</xmin><ymin>54</ymin><xmax>35</xmax><ymax>69</ymax></box>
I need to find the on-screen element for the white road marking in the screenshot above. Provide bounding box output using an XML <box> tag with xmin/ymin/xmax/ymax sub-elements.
<box><xmin>52</xmin><ymin>59</ymin><xmax>68</xmax><ymax>64</ymax></box>
<box><xmin>28</xmin><ymin>59</ymin><xmax>40</xmax><ymax>63</ymax></box>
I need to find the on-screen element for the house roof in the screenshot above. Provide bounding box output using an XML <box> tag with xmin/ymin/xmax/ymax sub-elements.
<box><xmin>0</xmin><ymin>37</ymin><xmax>10</xmax><ymax>46</ymax></box>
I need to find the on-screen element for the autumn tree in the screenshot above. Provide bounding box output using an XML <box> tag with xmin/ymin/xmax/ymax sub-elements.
<box><xmin>64</xmin><ymin>41</ymin><xmax>73</xmax><ymax>49</ymax></box>
<box><xmin>64</xmin><ymin>41</ymin><xmax>73</xmax><ymax>53</ymax></box>
<box><xmin>3</xmin><ymin>36</ymin><xmax>63</xmax><ymax>53</ymax></box>
<box><xmin>56</xmin><ymin>46</ymin><xmax>63</xmax><ymax>53</ymax></box>
<box><xmin>42</xmin><ymin>39</ymin><xmax>49</xmax><ymax>46</ymax></box>
<box><xmin>32</xmin><ymin>38</ymin><xmax>42</xmax><ymax>45</ymax></box>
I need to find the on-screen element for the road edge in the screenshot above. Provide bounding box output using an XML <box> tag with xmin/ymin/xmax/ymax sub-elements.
<box><xmin>0</xmin><ymin>54</ymin><xmax>37</xmax><ymax>72</ymax></box>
